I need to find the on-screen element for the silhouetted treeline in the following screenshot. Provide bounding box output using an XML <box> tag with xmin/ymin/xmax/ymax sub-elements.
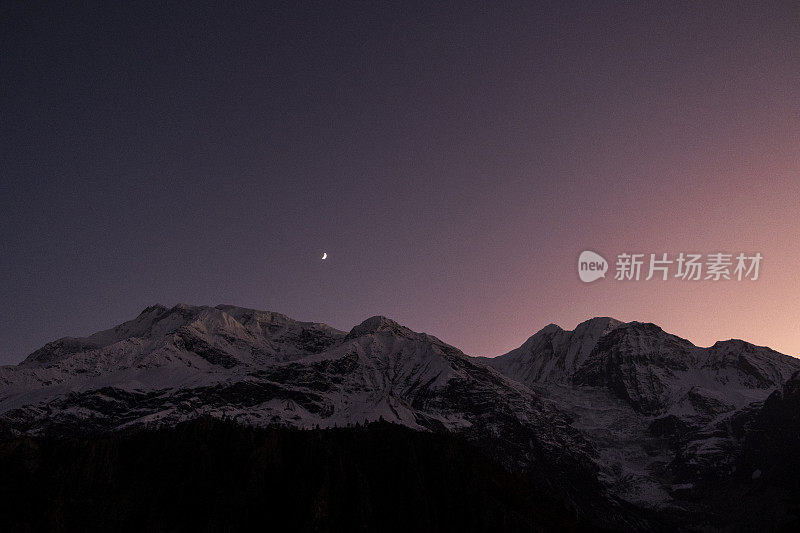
<box><xmin>0</xmin><ymin>418</ymin><xmax>588</xmax><ymax>532</ymax></box>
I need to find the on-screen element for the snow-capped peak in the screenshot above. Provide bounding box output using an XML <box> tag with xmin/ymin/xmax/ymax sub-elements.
<box><xmin>2</xmin><ymin>307</ymin><xmax>800</xmax><ymax>528</ymax></box>
<box><xmin>345</xmin><ymin>315</ymin><xmax>416</xmax><ymax>340</ymax></box>
<box><xmin>480</xmin><ymin>316</ymin><xmax>627</xmax><ymax>385</ymax></box>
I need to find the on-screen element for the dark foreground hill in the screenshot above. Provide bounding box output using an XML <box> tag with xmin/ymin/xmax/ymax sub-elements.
<box><xmin>0</xmin><ymin>418</ymin><xmax>590</xmax><ymax>533</ymax></box>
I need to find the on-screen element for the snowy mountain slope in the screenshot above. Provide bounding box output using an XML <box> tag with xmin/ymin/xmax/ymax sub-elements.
<box><xmin>481</xmin><ymin>318</ymin><xmax>800</xmax><ymax>512</ymax></box>
<box><xmin>0</xmin><ymin>306</ymin><xmax>612</xmax><ymax>515</ymax></box>
<box><xmin>20</xmin><ymin>303</ymin><xmax>345</xmax><ymax>369</ymax></box>
<box><xmin>0</xmin><ymin>304</ymin><xmax>345</xmax><ymax>411</ymax></box>
<box><xmin>1</xmin><ymin>306</ymin><xmax>798</xmax><ymax>529</ymax></box>
<box><xmin>572</xmin><ymin>323</ymin><xmax>797</xmax><ymax>415</ymax></box>
<box><xmin>476</xmin><ymin>317</ymin><xmax>625</xmax><ymax>384</ymax></box>
<box><xmin>1</xmin><ymin>307</ymin><xmax>549</xmax><ymax>432</ymax></box>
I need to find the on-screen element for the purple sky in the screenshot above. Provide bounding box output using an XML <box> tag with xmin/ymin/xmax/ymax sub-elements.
<box><xmin>1</xmin><ymin>1</ymin><xmax>798</xmax><ymax>364</ymax></box>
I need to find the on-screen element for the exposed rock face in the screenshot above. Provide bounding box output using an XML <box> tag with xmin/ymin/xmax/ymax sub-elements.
<box><xmin>1</xmin><ymin>307</ymin><xmax>798</xmax><ymax>530</ymax></box>
<box><xmin>738</xmin><ymin>370</ymin><xmax>800</xmax><ymax>486</ymax></box>
<box><xmin>482</xmin><ymin>318</ymin><xmax>800</xmax><ymax>523</ymax></box>
<box><xmin>0</xmin><ymin>305</ymin><xmax>616</xmax><ymax>523</ymax></box>
<box><xmin>479</xmin><ymin>317</ymin><xmax>625</xmax><ymax>385</ymax></box>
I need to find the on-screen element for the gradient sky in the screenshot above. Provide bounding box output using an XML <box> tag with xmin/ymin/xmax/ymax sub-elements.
<box><xmin>1</xmin><ymin>1</ymin><xmax>798</xmax><ymax>365</ymax></box>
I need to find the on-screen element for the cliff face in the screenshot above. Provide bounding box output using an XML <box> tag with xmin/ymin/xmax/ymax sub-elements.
<box><xmin>2</xmin><ymin>305</ymin><xmax>799</xmax><ymax>530</ymax></box>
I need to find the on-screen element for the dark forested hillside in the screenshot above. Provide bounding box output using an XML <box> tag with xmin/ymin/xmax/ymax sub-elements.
<box><xmin>0</xmin><ymin>419</ymin><xmax>588</xmax><ymax>532</ymax></box>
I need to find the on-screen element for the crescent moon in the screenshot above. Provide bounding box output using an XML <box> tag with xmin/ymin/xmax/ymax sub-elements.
<box><xmin>321</xmin><ymin>252</ymin><xmax>327</xmax><ymax>260</ymax></box>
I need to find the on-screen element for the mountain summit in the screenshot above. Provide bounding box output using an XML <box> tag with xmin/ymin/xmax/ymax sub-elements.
<box><xmin>1</xmin><ymin>306</ymin><xmax>798</xmax><ymax>529</ymax></box>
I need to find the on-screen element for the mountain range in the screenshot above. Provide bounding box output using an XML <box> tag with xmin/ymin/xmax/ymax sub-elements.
<box><xmin>1</xmin><ymin>304</ymin><xmax>798</xmax><ymax>531</ymax></box>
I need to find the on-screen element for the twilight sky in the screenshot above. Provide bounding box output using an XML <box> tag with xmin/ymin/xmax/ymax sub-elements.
<box><xmin>1</xmin><ymin>1</ymin><xmax>798</xmax><ymax>365</ymax></box>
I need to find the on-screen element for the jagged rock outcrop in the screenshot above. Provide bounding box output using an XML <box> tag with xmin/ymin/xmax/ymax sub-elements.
<box><xmin>2</xmin><ymin>306</ymin><xmax>798</xmax><ymax>530</ymax></box>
